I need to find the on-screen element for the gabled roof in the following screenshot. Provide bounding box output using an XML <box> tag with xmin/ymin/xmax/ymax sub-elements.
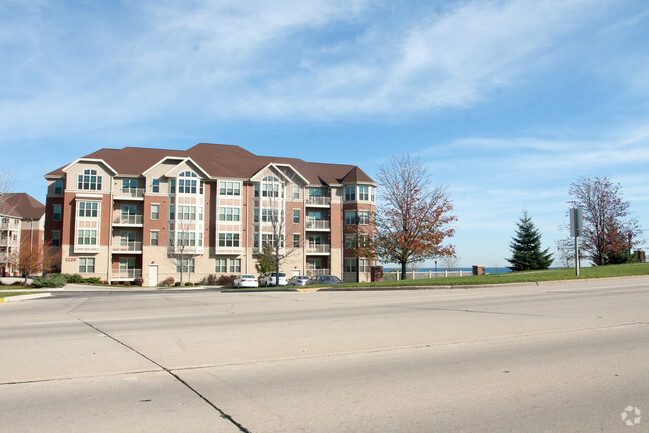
<box><xmin>0</xmin><ymin>193</ymin><xmax>45</xmax><ymax>219</ymax></box>
<box><xmin>45</xmin><ymin>143</ymin><xmax>377</xmax><ymax>186</ymax></box>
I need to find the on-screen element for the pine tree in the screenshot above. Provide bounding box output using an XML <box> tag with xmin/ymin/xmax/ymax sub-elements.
<box><xmin>507</xmin><ymin>211</ymin><xmax>553</xmax><ymax>271</ymax></box>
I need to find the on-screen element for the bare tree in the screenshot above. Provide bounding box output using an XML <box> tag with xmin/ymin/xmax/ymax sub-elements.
<box><xmin>255</xmin><ymin>174</ymin><xmax>300</xmax><ymax>286</ymax></box>
<box><xmin>168</xmin><ymin>217</ymin><xmax>199</xmax><ymax>284</ymax></box>
<box><xmin>441</xmin><ymin>254</ymin><xmax>460</xmax><ymax>272</ymax></box>
<box><xmin>569</xmin><ymin>176</ymin><xmax>643</xmax><ymax>265</ymax></box>
<box><xmin>555</xmin><ymin>237</ymin><xmax>576</xmax><ymax>268</ymax></box>
<box><xmin>375</xmin><ymin>154</ymin><xmax>457</xmax><ymax>279</ymax></box>
<box><xmin>0</xmin><ymin>171</ymin><xmax>15</xmax><ymax>211</ymax></box>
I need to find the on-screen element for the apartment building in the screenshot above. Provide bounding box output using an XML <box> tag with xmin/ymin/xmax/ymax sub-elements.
<box><xmin>0</xmin><ymin>193</ymin><xmax>46</xmax><ymax>277</ymax></box>
<box><xmin>44</xmin><ymin>143</ymin><xmax>377</xmax><ymax>285</ymax></box>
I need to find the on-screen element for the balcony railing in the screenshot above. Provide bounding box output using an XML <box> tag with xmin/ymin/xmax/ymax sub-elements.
<box><xmin>0</xmin><ymin>252</ymin><xmax>9</xmax><ymax>262</ymax></box>
<box><xmin>116</xmin><ymin>187</ymin><xmax>145</xmax><ymax>199</ymax></box>
<box><xmin>112</xmin><ymin>241</ymin><xmax>143</xmax><ymax>252</ymax></box>
<box><xmin>306</xmin><ymin>268</ymin><xmax>330</xmax><ymax>277</ymax></box>
<box><xmin>113</xmin><ymin>214</ymin><xmax>144</xmax><ymax>225</ymax></box>
<box><xmin>0</xmin><ymin>238</ymin><xmax>17</xmax><ymax>247</ymax></box>
<box><xmin>305</xmin><ymin>196</ymin><xmax>331</xmax><ymax>206</ymax></box>
<box><xmin>306</xmin><ymin>243</ymin><xmax>330</xmax><ymax>254</ymax></box>
<box><xmin>113</xmin><ymin>269</ymin><xmax>142</xmax><ymax>280</ymax></box>
<box><xmin>306</xmin><ymin>219</ymin><xmax>330</xmax><ymax>230</ymax></box>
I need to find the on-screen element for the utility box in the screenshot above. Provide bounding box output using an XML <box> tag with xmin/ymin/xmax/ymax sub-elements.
<box><xmin>370</xmin><ymin>266</ymin><xmax>384</xmax><ymax>282</ymax></box>
<box><xmin>472</xmin><ymin>265</ymin><xmax>485</xmax><ymax>276</ymax></box>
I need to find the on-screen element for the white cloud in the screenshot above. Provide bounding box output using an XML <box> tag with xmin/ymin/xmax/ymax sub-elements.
<box><xmin>0</xmin><ymin>0</ymin><xmax>628</xmax><ymax>138</ymax></box>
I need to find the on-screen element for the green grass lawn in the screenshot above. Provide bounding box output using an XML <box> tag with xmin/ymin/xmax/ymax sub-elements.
<box><xmin>343</xmin><ymin>263</ymin><xmax>649</xmax><ymax>288</ymax></box>
<box><xmin>0</xmin><ymin>291</ymin><xmax>42</xmax><ymax>299</ymax></box>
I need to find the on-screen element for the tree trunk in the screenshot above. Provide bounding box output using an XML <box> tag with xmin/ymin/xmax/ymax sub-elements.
<box><xmin>400</xmin><ymin>261</ymin><xmax>407</xmax><ymax>280</ymax></box>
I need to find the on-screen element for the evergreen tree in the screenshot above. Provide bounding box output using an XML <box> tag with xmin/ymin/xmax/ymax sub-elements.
<box><xmin>507</xmin><ymin>211</ymin><xmax>553</xmax><ymax>271</ymax></box>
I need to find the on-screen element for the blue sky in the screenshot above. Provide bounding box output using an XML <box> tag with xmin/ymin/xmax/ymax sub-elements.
<box><xmin>2</xmin><ymin>0</ymin><xmax>648</xmax><ymax>268</ymax></box>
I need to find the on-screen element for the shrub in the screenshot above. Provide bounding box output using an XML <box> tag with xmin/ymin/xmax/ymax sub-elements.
<box><xmin>133</xmin><ymin>277</ymin><xmax>144</xmax><ymax>287</ymax></box>
<box><xmin>82</xmin><ymin>277</ymin><xmax>102</xmax><ymax>285</ymax></box>
<box><xmin>31</xmin><ymin>274</ymin><xmax>68</xmax><ymax>288</ymax></box>
<box><xmin>11</xmin><ymin>281</ymin><xmax>25</xmax><ymax>286</ymax></box>
<box><xmin>160</xmin><ymin>277</ymin><xmax>175</xmax><ymax>287</ymax></box>
<box><xmin>123</xmin><ymin>281</ymin><xmax>131</xmax><ymax>286</ymax></box>
<box><xmin>185</xmin><ymin>282</ymin><xmax>194</xmax><ymax>286</ymax></box>
<box><xmin>63</xmin><ymin>273</ymin><xmax>84</xmax><ymax>284</ymax></box>
<box><xmin>217</xmin><ymin>274</ymin><xmax>236</xmax><ymax>286</ymax></box>
<box><xmin>203</xmin><ymin>274</ymin><xmax>219</xmax><ymax>286</ymax></box>
<box><xmin>174</xmin><ymin>282</ymin><xmax>182</xmax><ymax>287</ymax></box>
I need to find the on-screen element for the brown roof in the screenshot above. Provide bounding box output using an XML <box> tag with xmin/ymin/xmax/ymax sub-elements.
<box><xmin>0</xmin><ymin>193</ymin><xmax>45</xmax><ymax>219</ymax></box>
<box><xmin>46</xmin><ymin>143</ymin><xmax>377</xmax><ymax>186</ymax></box>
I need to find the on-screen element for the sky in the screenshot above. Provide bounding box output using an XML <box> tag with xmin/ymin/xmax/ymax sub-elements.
<box><xmin>2</xmin><ymin>0</ymin><xmax>649</xmax><ymax>268</ymax></box>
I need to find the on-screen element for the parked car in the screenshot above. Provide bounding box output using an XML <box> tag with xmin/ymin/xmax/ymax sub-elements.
<box><xmin>307</xmin><ymin>275</ymin><xmax>343</xmax><ymax>285</ymax></box>
<box><xmin>288</xmin><ymin>275</ymin><xmax>310</xmax><ymax>286</ymax></box>
<box><xmin>259</xmin><ymin>272</ymin><xmax>288</xmax><ymax>287</ymax></box>
<box><xmin>233</xmin><ymin>274</ymin><xmax>259</xmax><ymax>288</ymax></box>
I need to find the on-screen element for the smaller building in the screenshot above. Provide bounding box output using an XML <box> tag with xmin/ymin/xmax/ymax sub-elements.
<box><xmin>0</xmin><ymin>193</ymin><xmax>46</xmax><ymax>277</ymax></box>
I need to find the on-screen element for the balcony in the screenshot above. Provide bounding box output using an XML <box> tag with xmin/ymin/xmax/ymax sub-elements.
<box><xmin>0</xmin><ymin>252</ymin><xmax>9</xmax><ymax>262</ymax></box>
<box><xmin>112</xmin><ymin>268</ymin><xmax>142</xmax><ymax>280</ymax></box>
<box><xmin>305</xmin><ymin>196</ymin><xmax>331</xmax><ymax>207</ymax></box>
<box><xmin>113</xmin><ymin>214</ymin><xmax>144</xmax><ymax>226</ymax></box>
<box><xmin>306</xmin><ymin>243</ymin><xmax>330</xmax><ymax>254</ymax></box>
<box><xmin>115</xmin><ymin>187</ymin><xmax>144</xmax><ymax>200</ymax></box>
<box><xmin>306</xmin><ymin>219</ymin><xmax>330</xmax><ymax>230</ymax></box>
<box><xmin>112</xmin><ymin>241</ymin><xmax>143</xmax><ymax>253</ymax></box>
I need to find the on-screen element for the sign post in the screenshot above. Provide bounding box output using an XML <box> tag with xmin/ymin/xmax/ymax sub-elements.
<box><xmin>570</xmin><ymin>208</ymin><xmax>583</xmax><ymax>276</ymax></box>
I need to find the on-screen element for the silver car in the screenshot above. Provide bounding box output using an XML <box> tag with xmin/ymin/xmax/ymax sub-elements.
<box><xmin>288</xmin><ymin>276</ymin><xmax>310</xmax><ymax>286</ymax></box>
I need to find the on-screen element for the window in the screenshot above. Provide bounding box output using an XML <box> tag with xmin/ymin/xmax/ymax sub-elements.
<box><xmin>344</xmin><ymin>211</ymin><xmax>356</xmax><ymax>225</ymax></box>
<box><xmin>151</xmin><ymin>204</ymin><xmax>159</xmax><ymax>220</ymax></box>
<box><xmin>54</xmin><ymin>180</ymin><xmax>63</xmax><ymax>195</ymax></box>
<box><xmin>370</xmin><ymin>186</ymin><xmax>376</xmax><ymax>202</ymax></box>
<box><xmin>293</xmin><ymin>233</ymin><xmax>300</xmax><ymax>248</ymax></box>
<box><xmin>52</xmin><ymin>231</ymin><xmax>61</xmax><ymax>246</ymax></box>
<box><xmin>176</xmin><ymin>231</ymin><xmax>196</xmax><ymax>247</ymax></box>
<box><xmin>79</xmin><ymin>258</ymin><xmax>95</xmax><ymax>273</ymax></box>
<box><xmin>293</xmin><ymin>185</ymin><xmax>300</xmax><ymax>199</ymax></box>
<box><xmin>176</xmin><ymin>258</ymin><xmax>195</xmax><ymax>273</ymax></box>
<box><xmin>219</xmin><ymin>207</ymin><xmax>240</xmax><ymax>222</ymax></box>
<box><xmin>293</xmin><ymin>209</ymin><xmax>300</xmax><ymax>224</ymax></box>
<box><xmin>261</xmin><ymin>209</ymin><xmax>279</xmax><ymax>223</ymax></box>
<box><xmin>77</xmin><ymin>230</ymin><xmax>97</xmax><ymax>245</ymax></box>
<box><xmin>169</xmin><ymin>205</ymin><xmax>175</xmax><ymax>220</ymax></box>
<box><xmin>170</xmin><ymin>179</ymin><xmax>176</xmax><ymax>194</ymax></box>
<box><xmin>358</xmin><ymin>211</ymin><xmax>370</xmax><ymax>225</ymax></box>
<box><xmin>53</xmin><ymin>205</ymin><xmax>62</xmax><ymax>221</ymax></box>
<box><xmin>345</xmin><ymin>186</ymin><xmax>356</xmax><ymax>201</ymax></box>
<box><xmin>122</xmin><ymin>179</ymin><xmax>137</xmax><ymax>191</ymax></box>
<box><xmin>78</xmin><ymin>201</ymin><xmax>98</xmax><ymax>218</ymax></box>
<box><xmin>345</xmin><ymin>234</ymin><xmax>355</xmax><ymax>249</ymax></box>
<box><xmin>218</xmin><ymin>233</ymin><xmax>240</xmax><ymax>247</ymax></box>
<box><xmin>259</xmin><ymin>233</ymin><xmax>283</xmax><ymax>248</ymax></box>
<box><xmin>358</xmin><ymin>186</ymin><xmax>369</xmax><ymax>201</ymax></box>
<box><xmin>229</xmin><ymin>258</ymin><xmax>241</xmax><ymax>273</ymax></box>
<box><xmin>261</xmin><ymin>176</ymin><xmax>281</xmax><ymax>198</ymax></box>
<box><xmin>220</xmin><ymin>181</ymin><xmax>241</xmax><ymax>196</ymax></box>
<box><xmin>359</xmin><ymin>258</ymin><xmax>370</xmax><ymax>273</ymax></box>
<box><xmin>177</xmin><ymin>205</ymin><xmax>196</xmax><ymax>220</ymax></box>
<box><xmin>78</xmin><ymin>169</ymin><xmax>102</xmax><ymax>191</ymax></box>
<box><xmin>345</xmin><ymin>258</ymin><xmax>357</xmax><ymax>273</ymax></box>
<box><xmin>150</xmin><ymin>231</ymin><xmax>158</xmax><ymax>246</ymax></box>
<box><xmin>215</xmin><ymin>258</ymin><xmax>227</xmax><ymax>273</ymax></box>
<box><xmin>178</xmin><ymin>171</ymin><xmax>198</xmax><ymax>194</ymax></box>
<box><xmin>152</xmin><ymin>178</ymin><xmax>160</xmax><ymax>193</ymax></box>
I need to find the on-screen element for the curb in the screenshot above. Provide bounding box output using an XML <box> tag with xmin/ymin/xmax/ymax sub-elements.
<box><xmin>1</xmin><ymin>293</ymin><xmax>52</xmax><ymax>303</ymax></box>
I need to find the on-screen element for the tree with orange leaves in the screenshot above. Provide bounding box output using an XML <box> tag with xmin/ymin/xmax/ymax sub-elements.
<box><xmin>375</xmin><ymin>154</ymin><xmax>456</xmax><ymax>280</ymax></box>
<box><xmin>12</xmin><ymin>238</ymin><xmax>60</xmax><ymax>285</ymax></box>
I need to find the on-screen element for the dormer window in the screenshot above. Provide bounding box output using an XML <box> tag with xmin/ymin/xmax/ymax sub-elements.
<box><xmin>78</xmin><ymin>169</ymin><xmax>102</xmax><ymax>191</ymax></box>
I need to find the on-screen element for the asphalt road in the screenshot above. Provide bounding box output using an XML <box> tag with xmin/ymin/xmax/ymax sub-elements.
<box><xmin>1</xmin><ymin>278</ymin><xmax>648</xmax><ymax>432</ymax></box>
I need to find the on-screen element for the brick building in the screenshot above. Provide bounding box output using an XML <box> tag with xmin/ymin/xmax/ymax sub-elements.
<box><xmin>0</xmin><ymin>193</ymin><xmax>46</xmax><ymax>277</ymax></box>
<box><xmin>44</xmin><ymin>143</ymin><xmax>377</xmax><ymax>285</ymax></box>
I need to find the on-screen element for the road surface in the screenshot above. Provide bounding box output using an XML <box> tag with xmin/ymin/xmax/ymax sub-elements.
<box><xmin>1</xmin><ymin>278</ymin><xmax>648</xmax><ymax>432</ymax></box>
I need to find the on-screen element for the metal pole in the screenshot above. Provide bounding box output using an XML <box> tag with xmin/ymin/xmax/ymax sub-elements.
<box><xmin>575</xmin><ymin>236</ymin><xmax>580</xmax><ymax>276</ymax></box>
